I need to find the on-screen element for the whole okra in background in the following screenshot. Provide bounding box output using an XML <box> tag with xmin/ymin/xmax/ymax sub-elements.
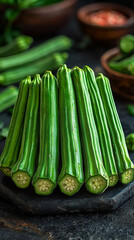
<box><xmin>0</xmin><ymin>86</ymin><xmax>18</xmax><ymax>113</ymax></box>
<box><xmin>0</xmin><ymin>35</ymin><xmax>33</xmax><ymax>57</ymax></box>
<box><xmin>72</xmin><ymin>67</ymin><xmax>109</xmax><ymax>194</ymax></box>
<box><xmin>0</xmin><ymin>76</ymin><xmax>31</xmax><ymax>177</ymax></box>
<box><xmin>12</xmin><ymin>74</ymin><xmax>41</xmax><ymax>188</ymax></box>
<box><xmin>57</xmin><ymin>64</ymin><xmax>84</xmax><ymax>196</ymax></box>
<box><xmin>0</xmin><ymin>52</ymin><xmax>68</xmax><ymax>86</ymax></box>
<box><xmin>32</xmin><ymin>71</ymin><xmax>59</xmax><ymax>195</ymax></box>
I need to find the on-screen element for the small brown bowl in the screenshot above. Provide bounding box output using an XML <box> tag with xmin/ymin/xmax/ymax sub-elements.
<box><xmin>101</xmin><ymin>48</ymin><xmax>134</xmax><ymax>101</ymax></box>
<box><xmin>15</xmin><ymin>0</ymin><xmax>77</xmax><ymax>35</ymax></box>
<box><xmin>77</xmin><ymin>3</ymin><xmax>134</xmax><ymax>45</ymax></box>
<box><xmin>0</xmin><ymin>0</ymin><xmax>77</xmax><ymax>36</ymax></box>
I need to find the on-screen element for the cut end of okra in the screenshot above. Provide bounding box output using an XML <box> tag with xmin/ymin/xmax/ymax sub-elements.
<box><xmin>58</xmin><ymin>174</ymin><xmax>81</xmax><ymax>196</ymax></box>
<box><xmin>12</xmin><ymin>170</ymin><xmax>31</xmax><ymax>188</ymax></box>
<box><xmin>34</xmin><ymin>179</ymin><xmax>55</xmax><ymax>195</ymax></box>
<box><xmin>86</xmin><ymin>175</ymin><xmax>108</xmax><ymax>194</ymax></box>
<box><xmin>0</xmin><ymin>167</ymin><xmax>11</xmax><ymax>177</ymax></box>
<box><xmin>109</xmin><ymin>175</ymin><xmax>118</xmax><ymax>187</ymax></box>
<box><xmin>120</xmin><ymin>169</ymin><xmax>134</xmax><ymax>184</ymax></box>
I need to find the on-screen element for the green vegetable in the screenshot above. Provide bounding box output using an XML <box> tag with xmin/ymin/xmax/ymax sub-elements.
<box><xmin>57</xmin><ymin>65</ymin><xmax>84</xmax><ymax>196</ymax></box>
<box><xmin>33</xmin><ymin>71</ymin><xmax>59</xmax><ymax>195</ymax></box>
<box><xmin>0</xmin><ymin>127</ymin><xmax>9</xmax><ymax>141</ymax></box>
<box><xmin>0</xmin><ymin>35</ymin><xmax>72</xmax><ymax>71</ymax></box>
<box><xmin>84</xmin><ymin>66</ymin><xmax>118</xmax><ymax>187</ymax></box>
<box><xmin>0</xmin><ymin>52</ymin><xmax>68</xmax><ymax>86</ymax></box>
<box><xmin>109</xmin><ymin>54</ymin><xmax>134</xmax><ymax>74</ymax></box>
<box><xmin>0</xmin><ymin>77</ymin><xmax>31</xmax><ymax>177</ymax></box>
<box><xmin>96</xmin><ymin>74</ymin><xmax>134</xmax><ymax>184</ymax></box>
<box><xmin>127</xmin><ymin>105</ymin><xmax>134</xmax><ymax>116</ymax></box>
<box><xmin>0</xmin><ymin>86</ymin><xmax>18</xmax><ymax>113</ymax></box>
<box><xmin>0</xmin><ymin>35</ymin><xmax>33</xmax><ymax>57</ymax></box>
<box><xmin>126</xmin><ymin>134</ymin><xmax>134</xmax><ymax>152</ymax></box>
<box><xmin>120</xmin><ymin>35</ymin><xmax>134</xmax><ymax>55</ymax></box>
<box><xmin>71</xmin><ymin>67</ymin><xmax>108</xmax><ymax>194</ymax></box>
<box><xmin>12</xmin><ymin>74</ymin><xmax>40</xmax><ymax>188</ymax></box>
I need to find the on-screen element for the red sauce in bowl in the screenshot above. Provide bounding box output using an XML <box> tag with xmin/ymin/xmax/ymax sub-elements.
<box><xmin>87</xmin><ymin>10</ymin><xmax>127</xmax><ymax>26</ymax></box>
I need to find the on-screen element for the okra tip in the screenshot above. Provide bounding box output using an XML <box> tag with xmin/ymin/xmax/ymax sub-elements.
<box><xmin>86</xmin><ymin>175</ymin><xmax>108</xmax><ymax>194</ymax></box>
<box><xmin>33</xmin><ymin>74</ymin><xmax>41</xmax><ymax>84</ymax></box>
<box><xmin>12</xmin><ymin>170</ymin><xmax>31</xmax><ymax>189</ymax></box>
<box><xmin>109</xmin><ymin>175</ymin><xmax>118</xmax><ymax>187</ymax></box>
<box><xmin>58</xmin><ymin>174</ymin><xmax>82</xmax><ymax>196</ymax></box>
<box><xmin>120</xmin><ymin>168</ymin><xmax>134</xmax><ymax>184</ymax></box>
<box><xmin>0</xmin><ymin>167</ymin><xmax>11</xmax><ymax>177</ymax></box>
<box><xmin>33</xmin><ymin>179</ymin><xmax>56</xmax><ymax>196</ymax></box>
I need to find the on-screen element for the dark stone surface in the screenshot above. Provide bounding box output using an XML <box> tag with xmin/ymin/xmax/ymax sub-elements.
<box><xmin>0</xmin><ymin>0</ymin><xmax>134</xmax><ymax>239</ymax></box>
<box><xmin>1</xmin><ymin>171</ymin><xmax>134</xmax><ymax>215</ymax></box>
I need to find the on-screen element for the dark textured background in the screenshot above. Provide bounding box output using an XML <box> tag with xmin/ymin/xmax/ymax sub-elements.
<box><xmin>0</xmin><ymin>0</ymin><xmax>134</xmax><ymax>239</ymax></box>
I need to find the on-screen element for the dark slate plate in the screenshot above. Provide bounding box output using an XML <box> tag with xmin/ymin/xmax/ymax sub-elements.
<box><xmin>0</xmin><ymin>150</ymin><xmax>134</xmax><ymax>216</ymax></box>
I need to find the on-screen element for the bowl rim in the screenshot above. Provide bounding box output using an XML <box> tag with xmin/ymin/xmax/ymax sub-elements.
<box><xmin>16</xmin><ymin>0</ymin><xmax>77</xmax><ymax>13</ymax></box>
<box><xmin>77</xmin><ymin>2</ymin><xmax>134</xmax><ymax>30</ymax></box>
<box><xmin>101</xmin><ymin>47</ymin><xmax>134</xmax><ymax>80</ymax></box>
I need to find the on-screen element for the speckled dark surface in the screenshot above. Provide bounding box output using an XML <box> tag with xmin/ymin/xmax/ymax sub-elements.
<box><xmin>0</xmin><ymin>0</ymin><xmax>134</xmax><ymax>239</ymax></box>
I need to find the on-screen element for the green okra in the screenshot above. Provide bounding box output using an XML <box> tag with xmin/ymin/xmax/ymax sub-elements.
<box><xmin>57</xmin><ymin>64</ymin><xmax>84</xmax><ymax>196</ymax></box>
<box><xmin>0</xmin><ymin>86</ymin><xmax>18</xmax><ymax>113</ymax></box>
<box><xmin>12</xmin><ymin>74</ymin><xmax>41</xmax><ymax>188</ymax></box>
<box><xmin>0</xmin><ymin>35</ymin><xmax>72</xmax><ymax>71</ymax></box>
<box><xmin>96</xmin><ymin>74</ymin><xmax>134</xmax><ymax>184</ymax></box>
<box><xmin>72</xmin><ymin>67</ymin><xmax>109</xmax><ymax>194</ymax></box>
<box><xmin>0</xmin><ymin>52</ymin><xmax>68</xmax><ymax>86</ymax></box>
<box><xmin>0</xmin><ymin>76</ymin><xmax>31</xmax><ymax>177</ymax></box>
<box><xmin>0</xmin><ymin>35</ymin><xmax>33</xmax><ymax>57</ymax></box>
<box><xmin>32</xmin><ymin>71</ymin><xmax>59</xmax><ymax>195</ymax></box>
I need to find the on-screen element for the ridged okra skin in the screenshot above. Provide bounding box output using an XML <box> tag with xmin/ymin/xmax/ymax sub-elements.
<box><xmin>12</xmin><ymin>74</ymin><xmax>41</xmax><ymax>188</ymax></box>
<box><xmin>96</xmin><ymin>74</ymin><xmax>134</xmax><ymax>184</ymax></box>
<box><xmin>72</xmin><ymin>67</ymin><xmax>109</xmax><ymax>194</ymax></box>
<box><xmin>0</xmin><ymin>77</ymin><xmax>31</xmax><ymax>176</ymax></box>
<box><xmin>0</xmin><ymin>86</ymin><xmax>18</xmax><ymax>113</ymax></box>
<box><xmin>57</xmin><ymin>64</ymin><xmax>84</xmax><ymax>196</ymax></box>
<box><xmin>84</xmin><ymin>66</ymin><xmax>118</xmax><ymax>187</ymax></box>
<box><xmin>32</xmin><ymin>71</ymin><xmax>59</xmax><ymax>195</ymax></box>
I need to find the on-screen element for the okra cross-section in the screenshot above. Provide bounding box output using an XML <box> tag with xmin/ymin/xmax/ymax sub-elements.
<box><xmin>84</xmin><ymin>66</ymin><xmax>118</xmax><ymax>187</ymax></box>
<box><xmin>12</xmin><ymin>74</ymin><xmax>41</xmax><ymax>188</ymax></box>
<box><xmin>57</xmin><ymin>64</ymin><xmax>84</xmax><ymax>196</ymax></box>
<box><xmin>72</xmin><ymin>67</ymin><xmax>109</xmax><ymax>194</ymax></box>
<box><xmin>0</xmin><ymin>77</ymin><xmax>31</xmax><ymax>176</ymax></box>
<box><xmin>96</xmin><ymin>74</ymin><xmax>134</xmax><ymax>184</ymax></box>
<box><xmin>32</xmin><ymin>71</ymin><xmax>59</xmax><ymax>195</ymax></box>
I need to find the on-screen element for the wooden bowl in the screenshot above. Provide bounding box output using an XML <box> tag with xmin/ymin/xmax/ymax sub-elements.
<box><xmin>17</xmin><ymin>0</ymin><xmax>77</xmax><ymax>35</ymax></box>
<box><xmin>77</xmin><ymin>3</ymin><xmax>134</xmax><ymax>45</ymax></box>
<box><xmin>0</xmin><ymin>0</ymin><xmax>77</xmax><ymax>36</ymax></box>
<box><xmin>101</xmin><ymin>48</ymin><xmax>134</xmax><ymax>101</ymax></box>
